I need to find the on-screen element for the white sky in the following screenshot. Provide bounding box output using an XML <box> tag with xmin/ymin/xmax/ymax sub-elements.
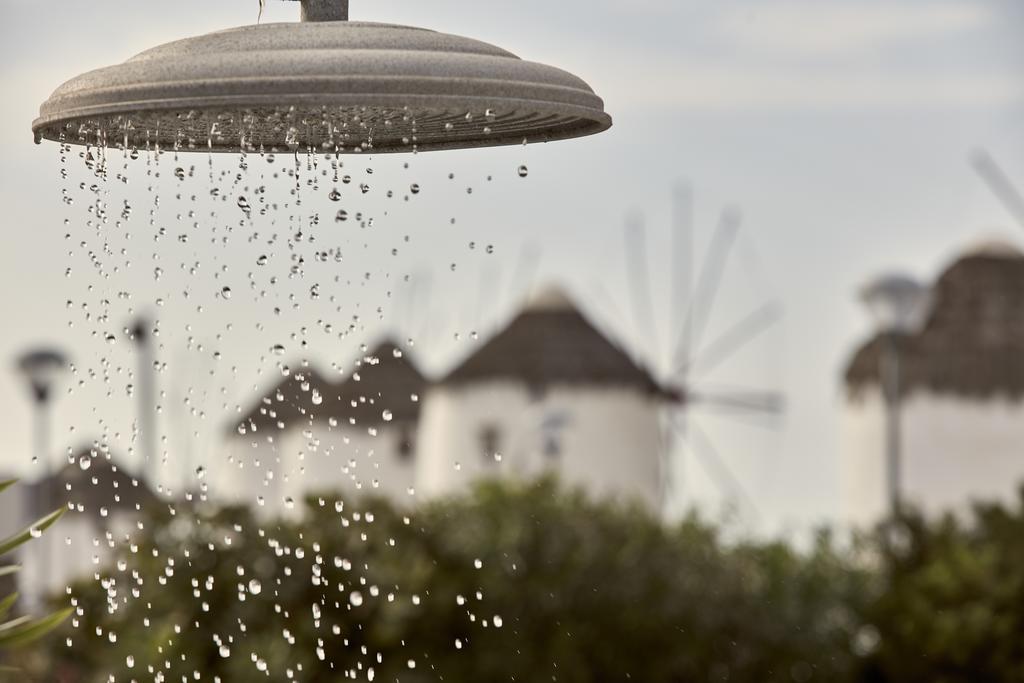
<box><xmin>0</xmin><ymin>0</ymin><xmax>1021</xmax><ymax>535</ymax></box>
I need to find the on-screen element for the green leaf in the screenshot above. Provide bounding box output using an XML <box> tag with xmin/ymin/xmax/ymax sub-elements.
<box><xmin>0</xmin><ymin>480</ymin><xmax>17</xmax><ymax>496</ymax></box>
<box><xmin>0</xmin><ymin>608</ymin><xmax>73</xmax><ymax>648</ymax></box>
<box><xmin>0</xmin><ymin>593</ymin><xmax>17</xmax><ymax>620</ymax></box>
<box><xmin>0</xmin><ymin>566</ymin><xmax>19</xmax><ymax>579</ymax></box>
<box><xmin>0</xmin><ymin>508</ymin><xmax>65</xmax><ymax>558</ymax></box>
<box><xmin>0</xmin><ymin>615</ymin><xmax>30</xmax><ymax>633</ymax></box>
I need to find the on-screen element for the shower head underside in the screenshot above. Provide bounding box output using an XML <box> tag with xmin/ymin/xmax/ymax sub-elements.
<box><xmin>32</xmin><ymin>1</ymin><xmax>611</xmax><ymax>155</ymax></box>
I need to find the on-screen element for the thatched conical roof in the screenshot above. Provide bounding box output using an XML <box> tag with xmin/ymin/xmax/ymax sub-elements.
<box><xmin>846</xmin><ymin>240</ymin><xmax>1024</xmax><ymax>400</ymax></box>
<box><xmin>442</xmin><ymin>286</ymin><xmax>663</xmax><ymax>394</ymax></box>
<box><xmin>30</xmin><ymin>446</ymin><xmax>157</xmax><ymax>518</ymax></box>
<box><xmin>235</xmin><ymin>340</ymin><xmax>425</xmax><ymax>435</ymax></box>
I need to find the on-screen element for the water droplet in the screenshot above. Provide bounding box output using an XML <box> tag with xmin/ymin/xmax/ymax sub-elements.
<box><xmin>271</xmin><ymin>344</ymin><xmax>286</xmax><ymax>356</ymax></box>
<box><xmin>248</xmin><ymin>579</ymin><xmax>262</xmax><ymax>595</ymax></box>
<box><xmin>349</xmin><ymin>591</ymin><xmax>363</xmax><ymax>607</ymax></box>
<box><xmin>221</xmin><ymin>286</ymin><xmax>232</xmax><ymax>299</ymax></box>
<box><xmin>518</xmin><ymin>165</ymin><xmax>529</xmax><ymax>178</ymax></box>
<box><xmin>382</xmin><ymin>409</ymin><xmax>393</xmax><ymax>422</ymax></box>
<box><xmin>79</xmin><ymin>456</ymin><xmax>92</xmax><ymax>471</ymax></box>
<box><xmin>256</xmin><ymin>255</ymin><xmax>268</xmax><ymax>266</ymax></box>
<box><xmin>410</xmin><ymin>183</ymin><xmax>420</xmax><ymax>195</ymax></box>
<box><xmin>174</xmin><ymin>167</ymin><xmax>186</xmax><ymax>180</ymax></box>
<box><xmin>329</xmin><ymin>188</ymin><xmax>342</xmax><ymax>202</ymax></box>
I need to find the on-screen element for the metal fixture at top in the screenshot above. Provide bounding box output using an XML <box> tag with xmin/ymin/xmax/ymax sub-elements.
<box><xmin>32</xmin><ymin>0</ymin><xmax>611</xmax><ymax>154</ymax></box>
<box><xmin>299</xmin><ymin>0</ymin><xmax>349</xmax><ymax>22</ymax></box>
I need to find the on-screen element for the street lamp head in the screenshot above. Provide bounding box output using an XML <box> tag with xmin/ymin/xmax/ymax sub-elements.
<box><xmin>128</xmin><ymin>316</ymin><xmax>153</xmax><ymax>345</ymax></box>
<box><xmin>860</xmin><ymin>273</ymin><xmax>932</xmax><ymax>337</ymax></box>
<box><xmin>16</xmin><ymin>348</ymin><xmax>70</xmax><ymax>404</ymax></box>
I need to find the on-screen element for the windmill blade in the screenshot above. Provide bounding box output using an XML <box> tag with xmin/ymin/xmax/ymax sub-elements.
<box><xmin>689</xmin><ymin>389</ymin><xmax>785</xmax><ymax>415</ymax></box>
<box><xmin>473</xmin><ymin>264</ymin><xmax>501</xmax><ymax>335</ymax></box>
<box><xmin>624</xmin><ymin>211</ymin><xmax>660</xmax><ymax>364</ymax></box>
<box><xmin>669</xmin><ymin>183</ymin><xmax>694</xmax><ymax>371</ymax></box>
<box><xmin>673</xmin><ymin>208</ymin><xmax>742</xmax><ymax>371</ymax></box>
<box><xmin>686</xmin><ymin>420</ymin><xmax>761</xmax><ymax>521</ymax></box>
<box><xmin>394</xmin><ymin>270</ymin><xmax>422</xmax><ymax>339</ymax></box>
<box><xmin>682</xmin><ymin>302</ymin><xmax>783</xmax><ymax>378</ymax></box>
<box><xmin>664</xmin><ymin>408</ymin><xmax>689</xmax><ymax>511</ymax></box>
<box><xmin>410</xmin><ymin>270</ymin><xmax>434</xmax><ymax>346</ymax></box>
<box><xmin>971</xmin><ymin>149</ymin><xmax>1024</xmax><ymax>229</ymax></box>
<box><xmin>505</xmin><ymin>242</ymin><xmax>543</xmax><ymax>307</ymax></box>
<box><xmin>589</xmin><ymin>279</ymin><xmax>633</xmax><ymax>347</ymax></box>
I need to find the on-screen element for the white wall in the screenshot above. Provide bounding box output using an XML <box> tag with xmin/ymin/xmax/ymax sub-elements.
<box><xmin>842</xmin><ymin>388</ymin><xmax>1024</xmax><ymax>527</ymax></box>
<box><xmin>218</xmin><ymin>421</ymin><xmax>417</xmax><ymax>515</ymax></box>
<box><xmin>416</xmin><ymin>382</ymin><xmax>664</xmax><ymax>509</ymax></box>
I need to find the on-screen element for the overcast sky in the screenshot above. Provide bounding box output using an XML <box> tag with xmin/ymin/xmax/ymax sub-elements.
<box><xmin>0</xmin><ymin>0</ymin><xmax>1021</xmax><ymax>535</ymax></box>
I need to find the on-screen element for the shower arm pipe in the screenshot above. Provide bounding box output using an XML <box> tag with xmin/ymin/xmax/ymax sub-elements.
<box><xmin>298</xmin><ymin>0</ymin><xmax>349</xmax><ymax>22</ymax></box>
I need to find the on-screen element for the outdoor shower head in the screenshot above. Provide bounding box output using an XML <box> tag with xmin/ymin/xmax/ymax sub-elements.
<box><xmin>32</xmin><ymin>0</ymin><xmax>612</xmax><ymax>154</ymax></box>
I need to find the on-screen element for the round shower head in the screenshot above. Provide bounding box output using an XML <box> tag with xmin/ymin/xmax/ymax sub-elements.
<box><xmin>32</xmin><ymin>0</ymin><xmax>611</xmax><ymax>155</ymax></box>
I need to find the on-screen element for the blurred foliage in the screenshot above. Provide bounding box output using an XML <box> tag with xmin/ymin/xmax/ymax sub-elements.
<box><xmin>15</xmin><ymin>477</ymin><xmax>1024</xmax><ymax>681</ymax></box>
<box><xmin>0</xmin><ymin>479</ymin><xmax>72</xmax><ymax>674</ymax></box>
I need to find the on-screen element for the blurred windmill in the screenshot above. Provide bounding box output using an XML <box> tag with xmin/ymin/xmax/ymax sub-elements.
<box><xmin>971</xmin><ymin>149</ymin><xmax>1024</xmax><ymax>230</ymax></box>
<box><xmin>594</xmin><ymin>184</ymin><xmax>785</xmax><ymax>520</ymax></box>
<box><xmin>387</xmin><ymin>186</ymin><xmax>783</xmax><ymax>521</ymax></box>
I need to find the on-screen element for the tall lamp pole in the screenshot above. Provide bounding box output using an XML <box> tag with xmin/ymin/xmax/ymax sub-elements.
<box><xmin>16</xmin><ymin>347</ymin><xmax>69</xmax><ymax>600</ymax></box>
<box><xmin>860</xmin><ymin>275</ymin><xmax>931</xmax><ymax>518</ymax></box>
<box><xmin>128</xmin><ymin>316</ymin><xmax>158</xmax><ymax>484</ymax></box>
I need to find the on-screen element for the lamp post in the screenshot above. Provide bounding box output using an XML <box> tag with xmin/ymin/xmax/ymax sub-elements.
<box><xmin>128</xmin><ymin>316</ymin><xmax>157</xmax><ymax>485</ymax></box>
<box><xmin>16</xmin><ymin>347</ymin><xmax>69</xmax><ymax>600</ymax></box>
<box><xmin>860</xmin><ymin>275</ymin><xmax>931</xmax><ymax>518</ymax></box>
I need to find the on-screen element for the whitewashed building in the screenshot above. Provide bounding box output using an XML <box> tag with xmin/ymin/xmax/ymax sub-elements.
<box><xmin>416</xmin><ymin>288</ymin><xmax>670</xmax><ymax>509</ymax></box>
<box><xmin>842</xmin><ymin>239</ymin><xmax>1024</xmax><ymax>526</ymax></box>
<box><xmin>13</xmin><ymin>446</ymin><xmax>155</xmax><ymax>609</ymax></box>
<box><xmin>224</xmin><ymin>340</ymin><xmax>425</xmax><ymax>513</ymax></box>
